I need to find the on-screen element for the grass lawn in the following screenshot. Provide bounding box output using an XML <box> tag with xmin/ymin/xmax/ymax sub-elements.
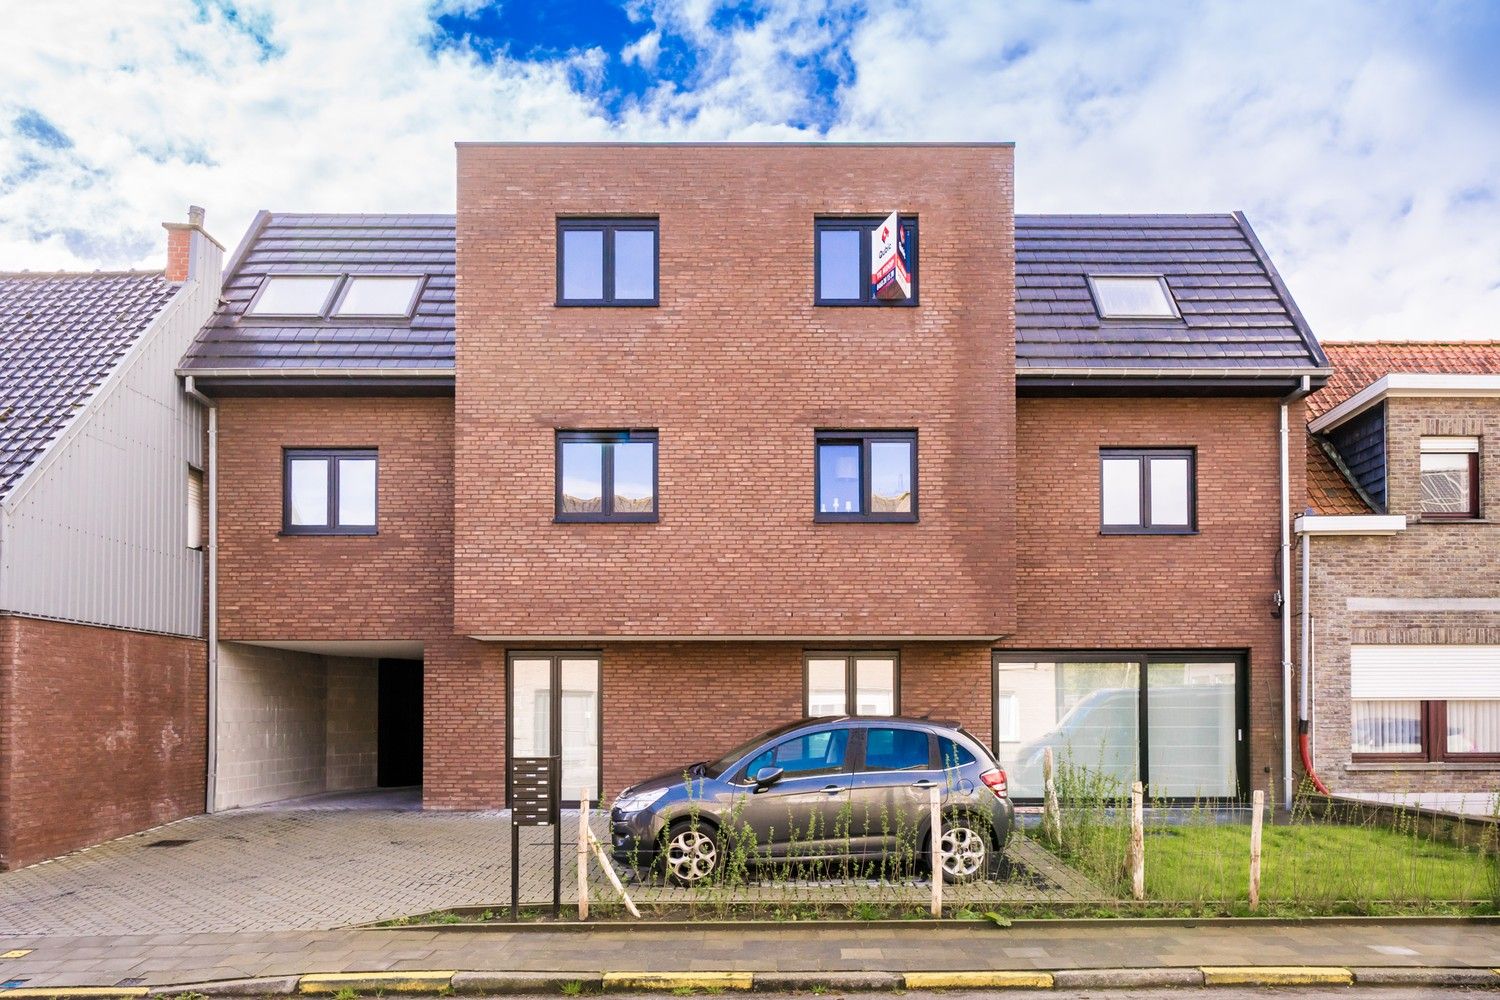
<box><xmin>1141</xmin><ymin>822</ymin><xmax>1496</xmax><ymax>906</ymax></box>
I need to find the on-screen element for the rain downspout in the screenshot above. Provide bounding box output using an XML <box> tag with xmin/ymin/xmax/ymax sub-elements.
<box><xmin>1279</xmin><ymin>375</ymin><xmax>1312</xmax><ymax>812</ymax></box>
<box><xmin>184</xmin><ymin>375</ymin><xmax>218</xmax><ymax>813</ymax></box>
<box><xmin>1299</xmin><ymin>528</ymin><xmax>1330</xmax><ymax>795</ymax></box>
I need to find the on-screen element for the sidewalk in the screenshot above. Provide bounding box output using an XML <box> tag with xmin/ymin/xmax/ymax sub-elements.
<box><xmin>1</xmin><ymin>919</ymin><xmax>1497</xmax><ymax>991</ymax></box>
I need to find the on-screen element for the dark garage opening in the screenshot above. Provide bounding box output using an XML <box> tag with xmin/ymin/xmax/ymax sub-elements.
<box><xmin>378</xmin><ymin>658</ymin><xmax>423</xmax><ymax>788</ymax></box>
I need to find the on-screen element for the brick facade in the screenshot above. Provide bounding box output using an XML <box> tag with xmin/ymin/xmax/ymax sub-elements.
<box><xmin>0</xmin><ymin>615</ymin><xmax>205</xmax><ymax>870</ymax></box>
<box><xmin>215</xmin><ymin>396</ymin><xmax>455</xmax><ymax>643</ymax></box>
<box><xmin>453</xmin><ymin>143</ymin><xmax>1016</xmax><ymax>639</ymax></box>
<box><xmin>1305</xmin><ymin>395</ymin><xmax>1500</xmax><ymax>794</ymax></box>
<box><xmin>998</xmin><ymin>396</ymin><xmax>1303</xmax><ymax>798</ymax></box>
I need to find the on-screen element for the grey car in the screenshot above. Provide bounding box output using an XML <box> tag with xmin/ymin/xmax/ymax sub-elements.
<box><xmin>610</xmin><ymin>716</ymin><xmax>1014</xmax><ymax>886</ymax></box>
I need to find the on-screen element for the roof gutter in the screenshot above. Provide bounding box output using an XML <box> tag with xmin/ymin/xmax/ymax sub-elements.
<box><xmin>173</xmin><ymin>366</ymin><xmax>456</xmax><ymax>379</ymax></box>
<box><xmin>1309</xmin><ymin>374</ymin><xmax>1500</xmax><ymax>433</ymax></box>
<box><xmin>183</xmin><ymin>375</ymin><xmax>219</xmax><ymax>814</ymax></box>
<box><xmin>1020</xmin><ymin>366</ymin><xmax>1333</xmax><ymax>379</ymax></box>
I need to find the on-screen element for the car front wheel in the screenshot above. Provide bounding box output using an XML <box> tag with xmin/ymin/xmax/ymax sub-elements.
<box><xmin>662</xmin><ymin>821</ymin><xmax>720</xmax><ymax>886</ymax></box>
<box><xmin>938</xmin><ymin>819</ymin><xmax>988</xmax><ymax>884</ymax></box>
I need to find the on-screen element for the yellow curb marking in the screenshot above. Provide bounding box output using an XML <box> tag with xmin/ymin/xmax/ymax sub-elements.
<box><xmin>904</xmin><ymin>972</ymin><xmax>1055</xmax><ymax>989</ymax></box>
<box><xmin>602</xmin><ymin>972</ymin><xmax>753</xmax><ymax>991</ymax></box>
<box><xmin>1200</xmin><ymin>966</ymin><xmax>1353</xmax><ymax>986</ymax></box>
<box><xmin>0</xmin><ymin>990</ymin><xmax>148</xmax><ymax>998</ymax></box>
<box><xmin>297</xmin><ymin>971</ymin><xmax>456</xmax><ymax>994</ymax></box>
<box><xmin>1</xmin><ymin>951</ymin><xmax>34</xmax><ymax>960</ymax></box>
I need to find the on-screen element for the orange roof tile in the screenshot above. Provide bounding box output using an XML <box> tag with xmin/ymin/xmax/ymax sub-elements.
<box><xmin>1308</xmin><ymin>341</ymin><xmax>1500</xmax><ymax>419</ymax></box>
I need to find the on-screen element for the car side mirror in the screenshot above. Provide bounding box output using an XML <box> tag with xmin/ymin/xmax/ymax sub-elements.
<box><xmin>753</xmin><ymin>766</ymin><xmax>784</xmax><ymax>789</ymax></box>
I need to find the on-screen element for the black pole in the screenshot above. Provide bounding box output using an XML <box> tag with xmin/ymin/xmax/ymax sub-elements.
<box><xmin>552</xmin><ymin>755</ymin><xmax>562</xmax><ymax>917</ymax></box>
<box><xmin>510</xmin><ymin>820</ymin><xmax>520</xmax><ymax>922</ymax></box>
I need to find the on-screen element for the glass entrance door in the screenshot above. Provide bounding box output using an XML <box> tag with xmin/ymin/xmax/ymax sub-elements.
<box><xmin>508</xmin><ymin>653</ymin><xmax>601</xmax><ymax>805</ymax></box>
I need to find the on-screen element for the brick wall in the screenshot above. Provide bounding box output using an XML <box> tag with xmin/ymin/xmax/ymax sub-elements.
<box><xmin>326</xmin><ymin>656</ymin><xmax>379</xmax><ymax>791</ymax></box>
<box><xmin>1305</xmin><ymin>395</ymin><xmax>1500</xmax><ymax>794</ymax></box>
<box><xmin>998</xmin><ymin>395</ymin><xmax>1302</xmax><ymax>798</ymax></box>
<box><xmin>0</xmin><ymin>615</ymin><xmax>205</xmax><ymax>870</ymax></box>
<box><xmin>215</xmin><ymin>396</ymin><xmax>453</xmax><ymax>642</ymax></box>
<box><xmin>454</xmin><ymin>143</ymin><xmax>1016</xmax><ymax>639</ymax></box>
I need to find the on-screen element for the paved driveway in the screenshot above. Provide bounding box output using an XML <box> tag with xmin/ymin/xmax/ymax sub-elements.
<box><xmin>0</xmin><ymin>802</ymin><xmax>1095</xmax><ymax>935</ymax></box>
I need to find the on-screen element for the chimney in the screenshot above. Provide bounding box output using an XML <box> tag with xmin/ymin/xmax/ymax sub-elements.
<box><xmin>163</xmin><ymin>205</ymin><xmax>209</xmax><ymax>282</ymax></box>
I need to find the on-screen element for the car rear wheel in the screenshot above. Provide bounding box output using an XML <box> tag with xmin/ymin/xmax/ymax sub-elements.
<box><xmin>938</xmin><ymin>819</ymin><xmax>988</xmax><ymax>884</ymax></box>
<box><xmin>662</xmin><ymin>821</ymin><xmax>720</xmax><ymax>886</ymax></box>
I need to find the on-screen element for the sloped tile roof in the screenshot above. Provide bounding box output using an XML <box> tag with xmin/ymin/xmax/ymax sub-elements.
<box><xmin>0</xmin><ymin>271</ymin><xmax>177</xmax><ymax>498</ymax></box>
<box><xmin>185</xmin><ymin>210</ymin><xmax>1325</xmax><ymax>381</ymax></box>
<box><xmin>1308</xmin><ymin>341</ymin><xmax>1500</xmax><ymax>418</ymax></box>
<box><xmin>180</xmin><ymin>213</ymin><xmax>455</xmax><ymax>373</ymax></box>
<box><xmin>1306</xmin><ymin>437</ymin><xmax>1373</xmax><ymax>515</ymax></box>
<box><xmin>1015</xmin><ymin>213</ymin><xmax>1328</xmax><ymax>375</ymax></box>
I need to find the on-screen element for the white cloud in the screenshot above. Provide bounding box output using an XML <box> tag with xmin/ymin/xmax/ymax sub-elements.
<box><xmin>1</xmin><ymin>0</ymin><xmax>1495</xmax><ymax>341</ymax></box>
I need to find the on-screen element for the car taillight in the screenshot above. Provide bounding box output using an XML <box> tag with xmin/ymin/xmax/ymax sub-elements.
<box><xmin>980</xmin><ymin>768</ymin><xmax>1008</xmax><ymax>799</ymax></box>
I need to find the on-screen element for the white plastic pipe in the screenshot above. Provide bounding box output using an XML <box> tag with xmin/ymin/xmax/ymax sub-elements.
<box><xmin>184</xmin><ymin>376</ymin><xmax>218</xmax><ymax>813</ymax></box>
<box><xmin>1279</xmin><ymin>376</ymin><xmax>1311</xmax><ymax>811</ymax></box>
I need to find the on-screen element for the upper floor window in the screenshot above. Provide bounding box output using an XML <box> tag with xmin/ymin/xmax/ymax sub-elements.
<box><xmin>247</xmin><ymin>275</ymin><xmax>340</xmax><ymax>317</ymax></box>
<box><xmin>805</xmin><ymin>652</ymin><xmax>899</xmax><ymax>716</ymax></box>
<box><xmin>1420</xmin><ymin>436</ymin><xmax>1480</xmax><ymax>519</ymax></box>
<box><xmin>332</xmin><ymin>276</ymin><xmax>423</xmax><ymax>318</ymax></box>
<box><xmin>284</xmin><ymin>449</ymin><xmax>377</xmax><ymax>535</ymax></box>
<box><xmin>1087</xmin><ymin>275</ymin><xmax>1180</xmax><ymax>320</ymax></box>
<box><xmin>815</xmin><ymin>216</ymin><xmax>918</xmax><ymax>305</ymax></box>
<box><xmin>557</xmin><ymin>219</ymin><xmax>658</xmax><ymax>305</ymax></box>
<box><xmin>556</xmin><ymin>430</ymin><xmax>658</xmax><ymax>522</ymax></box>
<box><xmin>815</xmin><ymin>430</ymin><xmax>917</xmax><ymax>522</ymax></box>
<box><xmin>1101</xmin><ymin>448</ymin><xmax>1195</xmax><ymax>534</ymax></box>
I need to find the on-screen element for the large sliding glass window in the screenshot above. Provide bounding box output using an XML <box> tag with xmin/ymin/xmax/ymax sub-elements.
<box><xmin>993</xmin><ymin>652</ymin><xmax>1244</xmax><ymax>801</ymax></box>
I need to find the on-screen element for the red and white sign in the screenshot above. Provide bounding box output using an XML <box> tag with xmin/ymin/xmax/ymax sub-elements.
<box><xmin>870</xmin><ymin>210</ymin><xmax>911</xmax><ymax>300</ymax></box>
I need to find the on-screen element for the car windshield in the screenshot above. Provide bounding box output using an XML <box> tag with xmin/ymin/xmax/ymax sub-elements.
<box><xmin>701</xmin><ymin>719</ymin><xmax>829</xmax><ymax>778</ymax></box>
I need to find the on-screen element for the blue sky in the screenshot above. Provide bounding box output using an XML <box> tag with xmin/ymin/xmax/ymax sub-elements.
<box><xmin>1</xmin><ymin>0</ymin><xmax>1497</xmax><ymax>340</ymax></box>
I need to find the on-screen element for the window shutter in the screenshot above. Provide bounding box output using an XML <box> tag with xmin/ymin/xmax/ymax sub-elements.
<box><xmin>187</xmin><ymin>467</ymin><xmax>204</xmax><ymax>550</ymax></box>
<box><xmin>1420</xmin><ymin>436</ymin><xmax>1479</xmax><ymax>453</ymax></box>
<box><xmin>1351</xmin><ymin>645</ymin><xmax>1500</xmax><ymax>699</ymax></box>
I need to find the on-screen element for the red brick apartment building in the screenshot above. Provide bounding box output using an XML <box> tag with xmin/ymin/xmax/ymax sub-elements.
<box><xmin>174</xmin><ymin>143</ymin><xmax>1328</xmax><ymax>822</ymax></box>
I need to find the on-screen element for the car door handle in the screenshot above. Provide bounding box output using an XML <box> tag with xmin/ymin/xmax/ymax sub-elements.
<box><xmin>822</xmin><ymin>784</ymin><xmax>843</xmax><ymax>795</ymax></box>
<box><xmin>912</xmin><ymin>779</ymin><xmax>938</xmax><ymax>788</ymax></box>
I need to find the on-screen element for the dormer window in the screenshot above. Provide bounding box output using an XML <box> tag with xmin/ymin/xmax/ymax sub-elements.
<box><xmin>333</xmin><ymin>276</ymin><xmax>423</xmax><ymax>318</ymax></box>
<box><xmin>1087</xmin><ymin>275</ymin><xmax>1180</xmax><ymax>320</ymax></box>
<box><xmin>246</xmin><ymin>275</ymin><xmax>340</xmax><ymax>317</ymax></box>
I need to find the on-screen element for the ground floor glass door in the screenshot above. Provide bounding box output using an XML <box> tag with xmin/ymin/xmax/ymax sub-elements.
<box><xmin>508</xmin><ymin>652</ymin><xmax>601</xmax><ymax>805</ymax></box>
<box><xmin>993</xmin><ymin>652</ymin><xmax>1245</xmax><ymax>802</ymax></box>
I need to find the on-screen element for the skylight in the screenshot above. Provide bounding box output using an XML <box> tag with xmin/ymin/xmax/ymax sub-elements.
<box><xmin>247</xmin><ymin>276</ymin><xmax>340</xmax><ymax>316</ymax></box>
<box><xmin>1088</xmin><ymin>275</ymin><xmax>1180</xmax><ymax>319</ymax></box>
<box><xmin>334</xmin><ymin>276</ymin><xmax>423</xmax><ymax>317</ymax></box>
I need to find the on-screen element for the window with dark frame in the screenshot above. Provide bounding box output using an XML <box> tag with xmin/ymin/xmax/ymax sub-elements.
<box><xmin>1351</xmin><ymin>699</ymin><xmax>1500</xmax><ymax>763</ymax></box>
<box><xmin>1419</xmin><ymin>436</ymin><xmax>1480</xmax><ymax>519</ymax></box>
<box><xmin>804</xmin><ymin>652</ymin><xmax>899</xmax><ymax>716</ymax></box>
<box><xmin>283</xmin><ymin>449</ymin><xmax>377</xmax><ymax>535</ymax></box>
<box><xmin>814</xmin><ymin>216</ymin><xmax>918</xmax><ymax>305</ymax></box>
<box><xmin>555</xmin><ymin>430</ymin><xmax>658</xmax><ymax>522</ymax></box>
<box><xmin>1100</xmin><ymin>448</ymin><xmax>1195</xmax><ymax>534</ymax></box>
<box><xmin>815</xmin><ymin>430</ymin><xmax>917</xmax><ymax>522</ymax></box>
<box><xmin>557</xmin><ymin>218</ymin><xmax>659</xmax><ymax>305</ymax></box>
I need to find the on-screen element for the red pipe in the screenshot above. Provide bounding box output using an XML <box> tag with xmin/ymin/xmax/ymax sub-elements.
<box><xmin>1299</xmin><ymin>725</ymin><xmax>1330</xmax><ymax>795</ymax></box>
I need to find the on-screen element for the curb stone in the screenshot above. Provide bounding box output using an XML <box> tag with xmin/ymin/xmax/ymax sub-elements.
<box><xmin>602</xmin><ymin>973</ymin><xmax>753</xmax><ymax>991</ymax></box>
<box><xmin>296</xmin><ymin>972</ymin><xmax>456</xmax><ymax>995</ymax></box>
<box><xmin>1352</xmin><ymin>967</ymin><xmax>1500</xmax><ymax>987</ymax></box>
<box><xmin>904</xmin><ymin>972</ymin><xmax>1053</xmax><ymax>989</ymax></box>
<box><xmin>452</xmin><ymin>972</ymin><xmax>604</xmax><ymax>994</ymax></box>
<box><xmin>148</xmin><ymin>977</ymin><xmax>299</xmax><ymax>997</ymax></box>
<box><xmin>1200</xmin><ymin>966</ymin><xmax>1354</xmax><ymax>986</ymax></box>
<box><xmin>1052</xmin><ymin>968</ymin><xmax>1205</xmax><ymax>989</ymax></box>
<box><xmin>753</xmin><ymin>972</ymin><xmax>902</xmax><ymax>991</ymax></box>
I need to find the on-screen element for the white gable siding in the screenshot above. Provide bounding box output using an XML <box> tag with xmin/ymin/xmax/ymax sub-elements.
<box><xmin>0</xmin><ymin>233</ymin><xmax>222</xmax><ymax>636</ymax></box>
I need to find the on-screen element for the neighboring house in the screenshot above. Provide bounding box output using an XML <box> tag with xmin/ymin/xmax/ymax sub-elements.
<box><xmin>0</xmin><ymin>209</ymin><xmax>223</xmax><ymax>869</ymax></box>
<box><xmin>1299</xmin><ymin>342</ymin><xmax>1500</xmax><ymax>815</ymax></box>
<box><xmin>177</xmin><ymin>143</ymin><xmax>1330</xmax><ymax>820</ymax></box>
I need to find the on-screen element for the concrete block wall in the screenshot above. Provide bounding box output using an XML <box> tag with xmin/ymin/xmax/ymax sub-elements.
<box><xmin>215</xmin><ymin>642</ymin><xmax>378</xmax><ymax>809</ymax></box>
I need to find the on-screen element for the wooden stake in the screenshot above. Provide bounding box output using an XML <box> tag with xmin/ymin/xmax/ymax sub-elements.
<box><xmin>586</xmin><ymin>826</ymin><xmax>641</xmax><ymax>918</ymax></box>
<box><xmin>1249</xmin><ymin>789</ymin><xmax>1264</xmax><ymax>911</ymax></box>
<box><xmin>577</xmin><ymin>790</ymin><xmax>590</xmax><ymax>921</ymax></box>
<box><xmin>1042</xmin><ymin>747</ymin><xmax>1062</xmax><ymax>847</ymax></box>
<box><xmin>1130</xmin><ymin>781</ymin><xmax>1145</xmax><ymax>901</ymax></box>
<box><xmin>929</xmin><ymin>783</ymin><xmax>943</xmax><ymax>917</ymax></box>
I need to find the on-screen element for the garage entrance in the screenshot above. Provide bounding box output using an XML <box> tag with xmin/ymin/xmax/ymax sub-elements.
<box><xmin>213</xmin><ymin>640</ymin><xmax>424</xmax><ymax>810</ymax></box>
